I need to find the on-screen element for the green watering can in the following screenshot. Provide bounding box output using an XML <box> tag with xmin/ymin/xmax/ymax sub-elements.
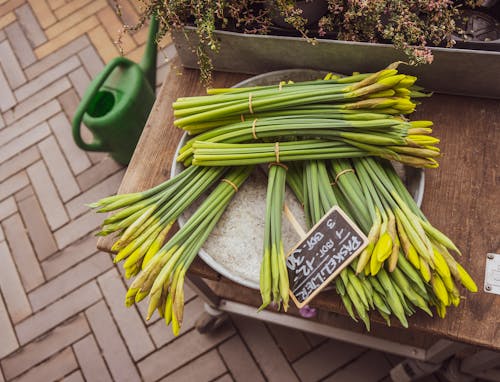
<box><xmin>72</xmin><ymin>17</ymin><xmax>158</xmax><ymax>165</ymax></box>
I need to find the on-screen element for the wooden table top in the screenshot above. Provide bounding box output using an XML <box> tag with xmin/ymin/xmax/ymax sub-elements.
<box><xmin>98</xmin><ymin>60</ymin><xmax>500</xmax><ymax>350</ymax></box>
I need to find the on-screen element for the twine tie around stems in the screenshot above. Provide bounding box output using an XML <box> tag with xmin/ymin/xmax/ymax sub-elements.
<box><xmin>248</xmin><ymin>93</ymin><xmax>254</xmax><ymax>114</ymax></box>
<box><xmin>252</xmin><ymin>119</ymin><xmax>258</xmax><ymax>139</ymax></box>
<box><xmin>221</xmin><ymin>178</ymin><xmax>239</xmax><ymax>192</ymax></box>
<box><xmin>331</xmin><ymin>168</ymin><xmax>355</xmax><ymax>186</ymax></box>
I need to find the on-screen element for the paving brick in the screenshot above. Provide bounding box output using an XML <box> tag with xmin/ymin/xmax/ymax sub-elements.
<box><xmin>14</xmin><ymin>186</ymin><xmax>33</xmax><ymax>202</ymax></box>
<box><xmin>233</xmin><ymin>316</ymin><xmax>299</xmax><ymax>382</ymax></box>
<box><xmin>5</xmin><ymin>22</ymin><xmax>36</xmax><ymax>68</ymax></box>
<box><xmin>148</xmin><ymin>297</ymin><xmax>205</xmax><ymax>348</ymax></box>
<box><xmin>0</xmin><ymin>171</ymin><xmax>29</xmax><ymax>201</ymax></box>
<box><xmin>292</xmin><ymin>339</ymin><xmax>365</xmax><ymax>382</ymax></box>
<box><xmin>24</xmin><ymin>35</ymin><xmax>90</xmax><ymax>80</ymax></box>
<box><xmin>15</xmin><ymin>281</ymin><xmax>101</xmax><ymax>345</ymax></box>
<box><xmin>115</xmin><ymin>0</ymin><xmax>139</xmax><ymax>25</ymax></box>
<box><xmin>0</xmin><ymin>241</ymin><xmax>32</xmax><ymax>324</ymax></box>
<box><xmin>323</xmin><ymin>350</ymin><xmax>392</xmax><ymax>382</ymax></box>
<box><xmin>213</xmin><ymin>374</ymin><xmax>234</xmax><ymax>382</ymax></box>
<box><xmin>47</xmin><ymin>0</ymin><xmax>65</xmax><ymax>11</ymax></box>
<box><xmin>2</xmin><ymin>213</ymin><xmax>44</xmax><ymax>292</ymax></box>
<box><xmin>218</xmin><ymin>335</ymin><xmax>265</xmax><ymax>382</ymax></box>
<box><xmin>125</xmin><ymin>45</ymin><xmax>144</xmax><ymax>64</ymax></box>
<box><xmin>1</xmin><ymin>313</ymin><xmax>90</xmax><ymax>380</ymax></box>
<box><xmin>0</xmin><ymin>196</ymin><xmax>16</xmax><ymax>220</ymax></box>
<box><xmin>132</xmin><ymin>25</ymin><xmax>148</xmax><ymax>46</ymax></box>
<box><xmin>88</xmin><ymin>25</ymin><xmax>119</xmax><ymax>63</ymax></box>
<box><xmin>0</xmin><ymin>100</ymin><xmax>60</xmax><ymax>146</ymax></box>
<box><xmin>0</xmin><ymin>66</ymin><xmax>16</xmax><ymax>112</ymax></box>
<box><xmin>138</xmin><ymin>323</ymin><xmax>235</xmax><ymax>382</ymax></box>
<box><xmin>0</xmin><ymin>293</ymin><xmax>19</xmax><ymax>359</ymax></box>
<box><xmin>41</xmin><ymin>233</ymin><xmax>100</xmax><ymax>279</ymax></box>
<box><xmin>125</xmin><ymin>0</ymin><xmax>143</xmax><ymax>14</ymax></box>
<box><xmin>8</xmin><ymin>78</ymin><xmax>71</xmax><ymax>122</ymax></box>
<box><xmin>97</xmin><ymin>6</ymin><xmax>136</xmax><ymax>55</ymax></box>
<box><xmin>35</xmin><ymin>16</ymin><xmax>100</xmax><ymax>59</ymax></box>
<box><xmin>14</xmin><ymin>56</ymin><xmax>80</xmax><ymax>101</ymax></box>
<box><xmin>27</xmin><ymin>0</ymin><xmax>56</xmax><ymax>29</ymax></box>
<box><xmin>0</xmin><ymin>224</ymin><xmax>4</xmax><ymax>241</ymax></box>
<box><xmin>0</xmin><ymin>112</ymin><xmax>4</xmax><ymax>128</ymax></box>
<box><xmin>11</xmin><ymin>347</ymin><xmax>78</xmax><ymax>382</ymax></box>
<box><xmin>0</xmin><ymin>123</ymin><xmax>51</xmax><ymax>165</ymax></box>
<box><xmin>14</xmin><ymin>4</ymin><xmax>47</xmax><ymax>47</ymax></box>
<box><xmin>53</xmin><ymin>209</ymin><xmax>103</xmax><ymax>249</ymax></box>
<box><xmin>78</xmin><ymin>44</ymin><xmax>104</xmax><ymax>78</ymax></box>
<box><xmin>159</xmin><ymin>350</ymin><xmax>227</xmax><ymax>382</ymax></box>
<box><xmin>73</xmin><ymin>334</ymin><xmax>113</xmax><ymax>382</ymax></box>
<box><xmin>18</xmin><ymin>195</ymin><xmax>57</xmax><ymax>260</ymax></box>
<box><xmin>46</xmin><ymin>0</ymin><xmax>107</xmax><ymax>40</ymax></box>
<box><xmin>266</xmin><ymin>323</ymin><xmax>312</xmax><ymax>362</ymax></box>
<box><xmin>29</xmin><ymin>252</ymin><xmax>112</xmax><ymax>311</ymax></box>
<box><xmin>0</xmin><ymin>0</ymin><xmax>23</xmax><ymax>18</ymax></box>
<box><xmin>0</xmin><ymin>12</ymin><xmax>15</xmax><ymax>30</ymax></box>
<box><xmin>0</xmin><ymin>146</ymin><xmax>40</xmax><ymax>183</ymax></box>
<box><xmin>0</xmin><ymin>28</ymin><xmax>5</xmax><ymax>42</ymax></box>
<box><xmin>0</xmin><ymin>40</ymin><xmax>26</xmax><ymax>89</ymax></box>
<box><xmin>57</xmin><ymin>87</ymin><xmax>79</xmax><ymax>119</ymax></box>
<box><xmin>48</xmin><ymin>112</ymin><xmax>92</xmax><ymax>175</ymax></box>
<box><xmin>86</xmin><ymin>300</ymin><xmax>141</xmax><ymax>382</ymax></box>
<box><xmin>54</xmin><ymin>0</ymin><xmax>93</xmax><ymax>19</ymax></box>
<box><xmin>76</xmin><ymin>156</ymin><xmax>124</xmax><ymax>191</ymax></box>
<box><xmin>66</xmin><ymin>170</ymin><xmax>124</xmax><ymax>219</ymax></box>
<box><xmin>68</xmin><ymin>66</ymin><xmax>91</xmax><ymax>99</ymax></box>
<box><xmin>27</xmin><ymin>160</ymin><xmax>69</xmax><ymax>230</ymax></box>
<box><xmin>38</xmin><ymin>135</ymin><xmax>80</xmax><ymax>201</ymax></box>
<box><xmin>62</xmin><ymin>370</ymin><xmax>84</xmax><ymax>382</ymax></box>
<box><xmin>97</xmin><ymin>268</ymin><xmax>155</xmax><ymax>360</ymax></box>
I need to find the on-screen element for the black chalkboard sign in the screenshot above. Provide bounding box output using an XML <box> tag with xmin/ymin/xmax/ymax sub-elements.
<box><xmin>286</xmin><ymin>205</ymin><xmax>368</xmax><ymax>308</ymax></box>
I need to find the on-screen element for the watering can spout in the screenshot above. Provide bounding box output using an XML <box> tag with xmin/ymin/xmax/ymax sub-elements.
<box><xmin>140</xmin><ymin>15</ymin><xmax>159</xmax><ymax>92</ymax></box>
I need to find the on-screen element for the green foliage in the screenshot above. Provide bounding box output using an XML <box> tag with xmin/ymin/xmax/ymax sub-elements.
<box><xmin>125</xmin><ymin>0</ymin><xmax>471</xmax><ymax>83</ymax></box>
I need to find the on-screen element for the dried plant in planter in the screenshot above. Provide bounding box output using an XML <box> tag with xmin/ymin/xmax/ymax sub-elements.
<box><xmin>120</xmin><ymin>0</ymin><xmax>472</xmax><ymax>83</ymax></box>
<box><xmin>318</xmin><ymin>0</ymin><xmax>469</xmax><ymax>65</ymax></box>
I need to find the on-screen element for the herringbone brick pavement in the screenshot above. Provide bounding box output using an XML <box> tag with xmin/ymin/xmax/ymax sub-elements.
<box><xmin>0</xmin><ymin>1</ymin><xmax>446</xmax><ymax>381</ymax></box>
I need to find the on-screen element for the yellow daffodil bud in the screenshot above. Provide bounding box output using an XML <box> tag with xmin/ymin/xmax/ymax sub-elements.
<box><xmin>419</xmin><ymin>258</ymin><xmax>431</xmax><ymax>282</ymax></box>
<box><xmin>435</xmin><ymin>302</ymin><xmax>447</xmax><ymax>318</ymax></box>
<box><xmin>375</xmin><ymin>232</ymin><xmax>393</xmax><ymax>262</ymax></box>
<box><xmin>407</xmin><ymin>245</ymin><xmax>420</xmax><ymax>269</ymax></box>
<box><xmin>432</xmin><ymin>273</ymin><xmax>450</xmax><ymax>306</ymax></box>
<box><xmin>457</xmin><ymin>264</ymin><xmax>478</xmax><ymax>292</ymax></box>
<box><xmin>164</xmin><ymin>293</ymin><xmax>173</xmax><ymax>325</ymax></box>
<box><xmin>433</xmin><ymin>248</ymin><xmax>451</xmax><ymax>279</ymax></box>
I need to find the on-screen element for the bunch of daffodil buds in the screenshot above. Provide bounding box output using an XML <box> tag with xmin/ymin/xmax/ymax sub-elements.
<box><xmin>91</xmin><ymin>63</ymin><xmax>476</xmax><ymax>336</ymax></box>
<box><xmin>259</xmin><ymin>163</ymin><xmax>290</xmax><ymax>312</ymax></box>
<box><xmin>288</xmin><ymin>158</ymin><xmax>476</xmax><ymax>328</ymax></box>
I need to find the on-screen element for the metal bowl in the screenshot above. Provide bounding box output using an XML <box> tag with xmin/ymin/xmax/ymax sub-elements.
<box><xmin>171</xmin><ymin>69</ymin><xmax>425</xmax><ymax>290</ymax></box>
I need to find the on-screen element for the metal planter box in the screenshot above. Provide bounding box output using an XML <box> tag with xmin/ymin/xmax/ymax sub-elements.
<box><xmin>172</xmin><ymin>26</ymin><xmax>500</xmax><ymax>99</ymax></box>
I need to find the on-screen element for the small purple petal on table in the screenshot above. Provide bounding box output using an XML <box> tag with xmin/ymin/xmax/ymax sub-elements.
<box><xmin>299</xmin><ymin>305</ymin><xmax>317</xmax><ymax>318</ymax></box>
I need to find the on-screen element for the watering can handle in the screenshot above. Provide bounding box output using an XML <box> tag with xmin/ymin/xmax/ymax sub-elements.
<box><xmin>72</xmin><ymin>57</ymin><xmax>132</xmax><ymax>152</ymax></box>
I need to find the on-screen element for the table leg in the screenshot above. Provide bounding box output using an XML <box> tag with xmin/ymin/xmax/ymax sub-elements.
<box><xmin>459</xmin><ymin>349</ymin><xmax>500</xmax><ymax>381</ymax></box>
<box><xmin>186</xmin><ymin>274</ymin><xmax>229</xmax><ymax>333</ymax></box>
<box><xmin>389</xmin><ymin>340</ymin><xmax>469</xmax><ymax>382</ymax></box>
